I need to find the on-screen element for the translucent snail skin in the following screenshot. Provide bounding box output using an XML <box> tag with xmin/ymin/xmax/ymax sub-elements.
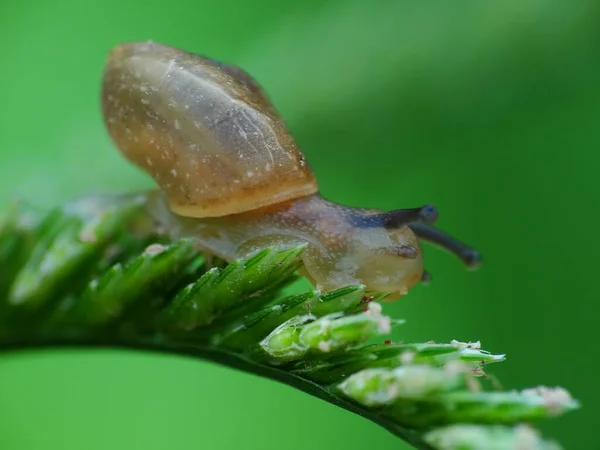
<box><xmin>102</xmin><ymin>41</ymin><xmax>480</xmax><ymax>299</ymax></box>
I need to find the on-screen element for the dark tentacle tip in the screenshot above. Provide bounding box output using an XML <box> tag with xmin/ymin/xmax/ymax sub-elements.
<box><xmin>419</xmin><ymin>205</ymin><xmax>438</xmax><ymax>225</ymax></box>
<box><xmin>420</xmin><ymin>270</ymin><xmax>432</xmax><ymax>285</ymax></box>
<box><xmin>462</xmin><ymin>249</ymin><xmax>482</xmax><ymax>270</ymax></box>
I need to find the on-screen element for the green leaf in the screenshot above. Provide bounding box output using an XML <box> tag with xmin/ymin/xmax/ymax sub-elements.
<box><xmin>423</xmin><ymin>424</ymin><xmax>563</xmax><ymax>450</ymax></box>
<box><xmin>8</xmin><ymin>200</ymin><xmax>145</xmax><ymax>312</ymax></box>
<box><xmin>162</xmin><ymin>245</ymin><xmax>306</xmax><ymax>330</ymax></box>
<box><xmin>216</xmin><ymin>285</ymin><xmax>366</xmax><ymax>350</ymax></box>
<box><xmin>292</xmin><ymin>342</ymin><xmax>505</xmax><ymax>384</ymax></box>
<box><xmin>62</xmin><ymin>240</ymin><xmax>199</xmax><ymax>328</ymax></box>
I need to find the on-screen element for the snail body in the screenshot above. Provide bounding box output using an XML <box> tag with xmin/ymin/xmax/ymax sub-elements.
<box><xmin>102</xmin><ymin>42</ymin><xmax>480</xmax><ymax>298</ymax></box>
<box><xmin>146</xmin><ymin>191</ymin><xmax>425</xmax><ymax>295</ymax></box>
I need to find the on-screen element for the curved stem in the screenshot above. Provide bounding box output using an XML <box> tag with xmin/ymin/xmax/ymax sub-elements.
<box><xmin>0</xmin><ymin>336</ymin><xmax>433</xmax><ymax>450</ymax></box>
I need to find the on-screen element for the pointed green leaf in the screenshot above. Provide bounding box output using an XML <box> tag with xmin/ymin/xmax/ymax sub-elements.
<box><xmin>163</xmin><ymin>245</ymin><xmax>306</xmax><ymax>330</ymax></box>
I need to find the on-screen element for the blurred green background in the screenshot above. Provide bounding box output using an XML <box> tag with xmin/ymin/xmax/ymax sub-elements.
<box><xmin>0</xmin><ymin>0</ymin><xmax>597</xmax><ymax>448</ymax></box>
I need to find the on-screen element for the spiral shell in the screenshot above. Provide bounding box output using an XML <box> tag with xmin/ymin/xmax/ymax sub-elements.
<box><xmin>102</xmin><ymin>41</ymin><xmax>318</xmax><ymax>218</ymax></box>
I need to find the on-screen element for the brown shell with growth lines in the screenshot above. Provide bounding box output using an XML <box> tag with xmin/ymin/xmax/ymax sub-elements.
<box><xmin>101</xmin><ymin>41</ymin><xmax>318</xmax><ymax>218</ymax></box>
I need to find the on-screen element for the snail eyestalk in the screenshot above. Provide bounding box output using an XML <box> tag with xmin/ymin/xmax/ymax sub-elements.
<box><xmin>377</xmin><ymin>205</ymin><xmax>438</xmax><ymax>229</ymax></box>
<box><xmin>409</xmin><ymin>223</ymin><xmax>481</xmax><ymax>269</ymax></box>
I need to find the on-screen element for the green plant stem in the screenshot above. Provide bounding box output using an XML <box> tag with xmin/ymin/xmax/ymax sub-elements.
<box><xmin>0</xmin><ymin>336</ymin><xmax>432</xmax><ymax>450</ymax></box>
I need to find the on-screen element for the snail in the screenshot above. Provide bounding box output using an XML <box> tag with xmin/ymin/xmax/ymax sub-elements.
<box><xmin>101</xmin><ymin>41</ymin><xmax>480</xmax><ymax>299</ymax></box>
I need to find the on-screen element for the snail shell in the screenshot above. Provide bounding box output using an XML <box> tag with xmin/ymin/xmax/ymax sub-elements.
<box><xmin>102</xmin><ymin>41</ymin><xmax>318</xmax><ymax>218</ymax></box>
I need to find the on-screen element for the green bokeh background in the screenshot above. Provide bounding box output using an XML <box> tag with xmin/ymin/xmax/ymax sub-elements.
<box><xmin>0</xmin><ymin>1</ymin><xmax>597</xmax><ymax>448</ymax></box>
